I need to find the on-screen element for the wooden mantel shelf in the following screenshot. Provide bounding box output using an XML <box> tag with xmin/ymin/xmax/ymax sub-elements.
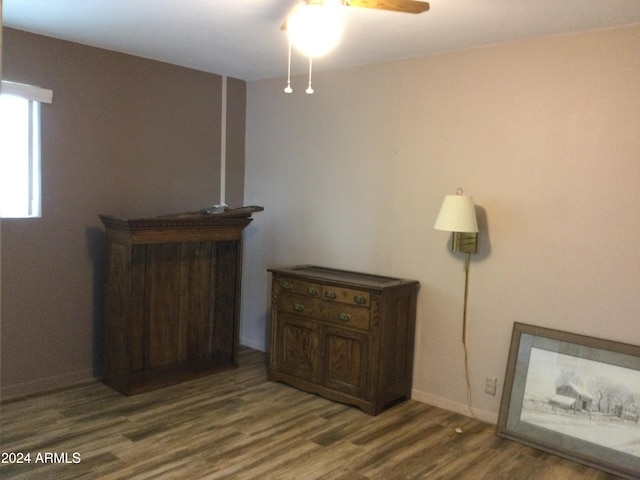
<box><xmin>99</xmin><ymin>206</ymin><xmax>263</xmax><ymax>244</ymax></box>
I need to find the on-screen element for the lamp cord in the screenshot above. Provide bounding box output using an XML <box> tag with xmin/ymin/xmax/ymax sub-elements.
<box><xmin>462</xmin><ymin>252</ymin><xmax>480</xmax><ymax>421</ymax></box>
<box><xmin>462</xmin><ymin>252</ymin><xmax>470</xmax><ymax>345</ymax></box>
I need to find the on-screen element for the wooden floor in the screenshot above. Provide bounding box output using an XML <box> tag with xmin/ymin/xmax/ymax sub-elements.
<box><xmin>1</xmin><ymin>348</ymin><xmax>623</xmax><ymax>480</ymax></box>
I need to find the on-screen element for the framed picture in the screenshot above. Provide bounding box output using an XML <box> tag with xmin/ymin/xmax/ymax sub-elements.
<box><xmin>497</xmin><ymin>322</ymin><xmax>640</xmax><ymax>480</ymax></box>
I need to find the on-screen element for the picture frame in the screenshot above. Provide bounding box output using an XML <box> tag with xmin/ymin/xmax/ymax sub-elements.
<box><xmin>497</xmin><ymin>322</ymin><xmax>640</xmax><ymax>480</ymax></box>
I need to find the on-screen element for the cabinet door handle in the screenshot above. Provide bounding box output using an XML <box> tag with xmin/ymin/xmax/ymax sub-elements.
<box><xmin>306</xmin><ymin>287</ymin><xmax>319</xmax><ymax>296</ymax></box>
<box><xmin>281</xmin><ymin>281</ymin><xmax>292</xmax><ymax>290</ymax></box>
<box><xmin>337</xmin><ymin>312</ymin><xmax>351</xmax><ymax>323</ymax></box>
<box><xmin>292</xmin><ymin>303</ymin><xmax>305</xmax><ymax>313</ymax></box>
<box><xmin>353</xmin><ymin>295</ymin><xmax>367</xmax><ymax>305</ymax></box>
<box><xmin>324</xmin><ymin>290</ymin><xmax>337</xmax><ymax>300</ymax></box>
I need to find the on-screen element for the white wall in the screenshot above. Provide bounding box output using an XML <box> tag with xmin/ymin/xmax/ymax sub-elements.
<box><xmin>241</xmin><ymin>25</ymin><xmax>640</xmax><ymax>422</ymax></box>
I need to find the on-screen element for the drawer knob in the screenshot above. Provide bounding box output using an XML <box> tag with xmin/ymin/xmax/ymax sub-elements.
<box><xmin>324</xmin><ymin>290</ymin><xmax>337</xmax><ymax>300</ymax></box>
<box><xmin>337</xmin><ymin>312</ymin><xmax>351</xmax><ymax>323</ymax></box>
<box><xmin>292</xmin><ymin>303</ymin><xmax>305</xmax><ymax>313</ymax></box>
<box><xmin>306</xmin><ymin>287</ymin><xmax>319</xmax><ymax>296</ymax></box>
<box><xmin>281</xmin><ymin>281</ymin><xmax>292</xmax><ymax>290</ymax></box>
<box><xmin>353</xmin><ymin>295</ymin><xmax>367</xmax><ymax>305</ymax></box>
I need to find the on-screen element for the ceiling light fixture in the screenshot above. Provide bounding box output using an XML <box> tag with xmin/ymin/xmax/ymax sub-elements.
<box><xmin>288</xmin><ymin>0</ymin><xmax>343</xmax><ymax>58</ymax></box>
<box><xmin>284</xmin><ymin>0</ymin><xmax>343</xmax><ymax>95</ymax></box>
<box><xmin>282</xmin><ymin>0</ymin><xmax>430</xmax><ymax>94</ymax></box>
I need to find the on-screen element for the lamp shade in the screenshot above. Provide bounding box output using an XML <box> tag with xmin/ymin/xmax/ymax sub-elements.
<box><xmin>434</xmin><ymin>194</ymin><xmax>479</xmax><ymax>233</ymax></box>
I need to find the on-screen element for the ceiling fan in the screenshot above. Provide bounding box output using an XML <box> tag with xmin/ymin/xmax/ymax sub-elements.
<box><xmin>282</xmin><ymin>0</ymin><xmax>430</xmax><ymax>94</ymax></box>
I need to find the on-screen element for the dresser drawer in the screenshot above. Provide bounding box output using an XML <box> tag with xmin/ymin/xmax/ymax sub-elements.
<box><xmin>277</xmin><ymin>277</ymin><xmax>322</xmax><ymax>298</ymax></box>
<box><xmin>278</xmin><ymin>292</ymin><xmax>369</xmax><ymax>330</ymax></box>
<box><xmin>320</xmin><ymin>302</ymin><xmax>370</xmax><ymax>330</ymax></box>
<box><xmin>277</xmin><ymin>292</ymin><xmax>322</xmax><ymax>317</ymax></box>
<box><xmin>321</xmin><ymin>285</ymin><xmax>370</xmax><ymax>307</ymax></box>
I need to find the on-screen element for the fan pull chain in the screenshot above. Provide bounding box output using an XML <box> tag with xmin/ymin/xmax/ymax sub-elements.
<box><xmin>284</xmin><ymin>40</ymin><xmax>293</xmax><ymax>94</ymax></box>
<box><xmin>306</xmin><ymin>57</ymin><xmax>314</xmax><ymax>95</ymax></box>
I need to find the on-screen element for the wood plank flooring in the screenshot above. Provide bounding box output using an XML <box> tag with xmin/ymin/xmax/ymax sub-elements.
<box><xmin>1</xmin><ymin>348</ymin><xmax>624</xmax><ymax>479</ymax></box>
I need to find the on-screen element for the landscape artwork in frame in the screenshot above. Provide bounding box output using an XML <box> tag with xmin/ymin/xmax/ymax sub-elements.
<box><xmin>497</xmin><ymin>322</ymin><xmax>640</xmax><ymax>480</ymax></box>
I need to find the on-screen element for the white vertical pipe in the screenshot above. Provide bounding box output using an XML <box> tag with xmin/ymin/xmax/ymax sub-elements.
<box><xmin>220</xmin><ymin>75</ymin><xmax>227</xmax><ymax>206</ymax></box>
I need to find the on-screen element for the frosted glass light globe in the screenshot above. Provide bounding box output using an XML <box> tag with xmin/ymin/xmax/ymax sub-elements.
<box><xmin>287</xmin><ymin>1</ymin><xmax>343</xmax><ymax>58</ymax></box>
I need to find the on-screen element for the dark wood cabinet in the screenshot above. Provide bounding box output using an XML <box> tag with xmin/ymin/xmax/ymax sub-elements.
<box><xmin>100</xmin><ymin>212</ymin><xmax>255</xmax><ymax>395</ymax></box>
<box><xmin>268</xmin><ymin>265</ymin><xmax>419</xmax><ymax>415</ymax></box>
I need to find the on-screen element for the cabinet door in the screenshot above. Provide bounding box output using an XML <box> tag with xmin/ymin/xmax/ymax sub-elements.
<box><xmin>274</xmin><ymin>314</ymin><xmax>319</xmax><ymax>382</ymax></box>
<box><xmin>321</xmin><ymin>326</ymin><xmax>369</xmax><ymax>398</ymax></box>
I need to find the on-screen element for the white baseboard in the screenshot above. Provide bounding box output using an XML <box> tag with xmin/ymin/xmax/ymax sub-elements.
<box><xmin>1</xmin><ymin>368</ymin><xmax>97</xmax><ymax>401</ymax></box>
<box><xmin>411</xmin><ymin>388</ymin><xmax>499</xmax><ymax>425</ymax></box>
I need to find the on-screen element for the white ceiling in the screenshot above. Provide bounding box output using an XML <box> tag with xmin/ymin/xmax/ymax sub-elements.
<box><xmin>3</xmin><ymin>0</ymin><xmax>640</xmax><ymax>81</ymax></box>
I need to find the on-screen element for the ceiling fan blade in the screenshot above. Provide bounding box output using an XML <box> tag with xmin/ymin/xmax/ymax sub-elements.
<box><xmin>281</xmin><ymin>0</ymin><xmax>428</xmax><ymax>30</ymax></box>
<box><xmin>345</xmin><ymin>0</ymin><xmax>430</xmax><ymax>14</ymax></box>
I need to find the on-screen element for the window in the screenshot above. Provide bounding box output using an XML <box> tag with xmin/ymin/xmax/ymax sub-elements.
<box><xmin>0</xmin><ymin>81</ymin><xmax>53</xmax><ymax>218</ymax></box>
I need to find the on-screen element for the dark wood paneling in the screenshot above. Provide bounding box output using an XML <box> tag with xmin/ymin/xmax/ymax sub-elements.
<box><xmin>213</xmin><ymin>241</ymin><xmax>239</xmax><ymax>361</ymax></box>
<box><xmin>130</xmin><ymin>245</ymin><xmax>147</xmax><ymax>372</ymax></box>
<box><xmin>145</xmin><ymin>243</ymin><xmax>181</xmax><ymax>368</ymax></box>
<box><xmin>178</xmin><ymin>241</ymin><xmax>214</xmax><ymax>361</ymax></box>
<box><xmin>102</xmin><ymin>242</ymin><xmax>130</xmax><ymax>392</ymax></box>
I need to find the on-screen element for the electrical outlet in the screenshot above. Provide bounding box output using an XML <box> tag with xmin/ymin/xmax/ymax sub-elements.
<box><xmin>485</xmin><ymin>377</ymin><xmax>497</xmax><ymax>396</ymax></box>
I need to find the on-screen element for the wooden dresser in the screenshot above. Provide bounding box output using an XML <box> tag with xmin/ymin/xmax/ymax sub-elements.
<box><xmin>100</xmin><ymin>210</ymin><xmax>256</xmax><ymax>395</ymax></box>
<box><xmin>268</xmin><ymin>265</ymin><xmax>419</xmax><ymax>415</ymax></box>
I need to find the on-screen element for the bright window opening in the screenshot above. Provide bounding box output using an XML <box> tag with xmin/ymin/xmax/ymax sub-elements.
<box><xmin>0</xmin><ymin>81</ymin><xmax>53</xmax><ymax>218</ymax></box>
